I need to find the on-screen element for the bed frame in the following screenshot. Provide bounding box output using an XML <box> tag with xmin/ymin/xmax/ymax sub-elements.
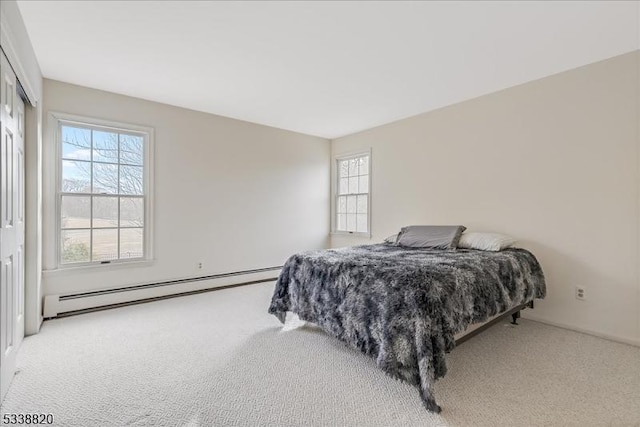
<box><xmin>454</xmin><ymin>300</ymin><xmax>535</xmax><ymax>346</ymax></box>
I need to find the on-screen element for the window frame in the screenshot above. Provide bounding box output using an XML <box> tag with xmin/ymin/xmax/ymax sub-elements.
<box><xmin>52</xmin><ymin>112</ymin><xmax>154</xmax><ymax>269</ymax></box>
<box><xmin>332</xmin><ymin>149</ymin><xmax>371</xmax><ymax>237</ymax></box>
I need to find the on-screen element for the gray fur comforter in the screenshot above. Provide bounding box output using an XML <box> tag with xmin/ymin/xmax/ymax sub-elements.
<box><xmin>268</xmin><ymin>244</ymin><xmax>546</xmax><ymax>413</ymax></box>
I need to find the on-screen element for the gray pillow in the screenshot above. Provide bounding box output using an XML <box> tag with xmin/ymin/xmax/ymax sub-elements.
<box><xmin>396</xmin><ymin>225</ymin><xmax>466</xmax><ymax>249</ymax></box>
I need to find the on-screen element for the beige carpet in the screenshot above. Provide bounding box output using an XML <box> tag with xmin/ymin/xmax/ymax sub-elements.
<box><xmin>1</xmin><ymin>282</ymin><xmax>639</xmax><ymax>426</ymax></box>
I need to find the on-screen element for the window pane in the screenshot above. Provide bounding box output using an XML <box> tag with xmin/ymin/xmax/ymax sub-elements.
<box><xmin>359</xmin><ymin>176</ymin><xmax>369</xmax><ymax>194</ymax></box>
<box><xmin>92</xmin><ymin>229</ymin><xmax>118</xmax><ymax>262</ymax></box>
<box><xmin>337</xmin><ymin>196</ymin><xmax>346</xmax><ymax>214</ymax></box>
<box><xmin>62</xmin><ymin>125</ymin><xmax>90</xmax><ymax>147</ymax></box>
<box><xmin>348</xmin><ymin>159</ymin><xmax>358</xmax><ymax>176</ymax></box>
<box><xmin>62</xmin><ymin>126</ymin><xmax>91</xmax><ymax>161</ymax></box>
<box><xmin>62</xmin><ymin>142</ymin><xmax>92</xmax><ymax>161</ymax></box>
<box><xmin>348</xmin><ymin>176</ymin><xmax>358</xmax><ymax>193</ymax></box>
<box><xmin>120</xmin><ymin>197</ymin><xmax>144</xmax><ymax>227</ymax></box>
<box><xmin>120</xmin><ymin>165</ymin><xmax>143</xmax><ymax>195</ymax></box>
<box><xmin>61</xmin><ymin>229</ymin><xmax>90</xmax><ymax>264</ymax></box>
<box><xmin>346</xmin><ymin>214</ymin><xmax>356</xmax><ymax>232</ymax></box>
<box><xmin>339</xmin><ymin>178</ymin><xmax>348</xmax><ymax>195</ymax></box>
<box><xmin>120</xmin><ymin>228</ymin><xmax>144</xmax><ymax>259</ymax></box>
<box><xmin>359</xmin><ymin>156</ymin><xmax>369</xmax><ymax>176</ymax></box>
<box><xmin>356</xmin><ymin>214</ymin><xmax>368</xmax><ymax>233</ymax></box>
<box><xmin>339</xmin><ymin>160</ymin><xmax>348</xmax><ymax>179</ymax></box>
<box><xmin>61</xmin><ymin>196</ymin><xmax>90</xmax><ymax>229</ymax></box>
<box><xmin>120</xmin><ymin>134</ymin><xmax>144</xmax><ymax>166</ymax></box>
<box><xmin>337</xmin><ymin>214</ymin><xmax>346</xmax><ymax>231</ymax></box>
<box><xmin>62</xmin><ymin>160</ymin><xmax>91</xmax><ymax>192</ymax></box>
<box><xmin>347</xmin><ymin>195</ymin><xmax>356</xmax><ymax>213</ymax></box>
<box><xmin>357</xmin><ymin>195</ymin><xmax>368</xmax><ymax>214</ymax></box>
<box><xmin>93</xmin><ymin>197</ymin><xmax>118</xmax><ymax>228</ymax></box>
<box><xmin>93</xmin><ymin>130</ymin><xmax>119</xmax><ymax>163</ymax></box>
<box><xmin>93</xmin><ymin>163</ymin><xmax>118</xmax><ymax>194</ymax></box>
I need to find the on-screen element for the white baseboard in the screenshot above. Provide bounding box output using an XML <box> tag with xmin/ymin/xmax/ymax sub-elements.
<box><xmin>43</xmin><ymin>267</ymin><xmax>280</xmax><ymax>318</ymax></box>
<box><xmin>523</xmin><ymin>314</ymin><xmax>640</xmax><ymax>348</ymax></box>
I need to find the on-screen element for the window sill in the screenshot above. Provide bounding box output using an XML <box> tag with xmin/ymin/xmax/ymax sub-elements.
<box><xmin>330</xmin><ymin>231</ymin><xmax>372</xmax><ymax>238</ymax></box>
<box><xmin>43</xmin><ymin>259</ymin><xmax>155</xmax><ymax>278</ymax></box>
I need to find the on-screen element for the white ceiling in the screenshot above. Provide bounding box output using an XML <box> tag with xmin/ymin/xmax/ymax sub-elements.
<box><xmin>17</xmin><ymin>1</ymin><xmax>640</xmax><ymax>139</ymax></box>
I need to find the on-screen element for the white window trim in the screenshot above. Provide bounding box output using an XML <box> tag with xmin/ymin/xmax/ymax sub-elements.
<box><xmin>332</xmin><ymin>149</ymin><xmax>372</xmax><ymax>237</ymax></box>
<box><xmin>48</xmin><ymin>111</ymin><xmax>155</xmax><ymax>270</ymax></box>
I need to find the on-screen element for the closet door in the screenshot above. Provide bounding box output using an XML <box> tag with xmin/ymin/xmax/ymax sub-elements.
<box><xmin>0</xmin><ymin>50</ymin><xmax>25</xmax><ymax>402</ymax></box>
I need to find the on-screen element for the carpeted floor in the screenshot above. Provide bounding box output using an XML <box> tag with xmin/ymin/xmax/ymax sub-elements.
<box><xmin>1</xmin><ymin>282</ymin><xmax>639</xmax><ymax>426</ymax></box>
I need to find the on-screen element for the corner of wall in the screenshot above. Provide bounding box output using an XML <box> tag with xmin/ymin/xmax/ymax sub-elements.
<box><xmin>635</xmin><ymin>48</ymin><xmax>640</xmax><ymax>343</ymax></box>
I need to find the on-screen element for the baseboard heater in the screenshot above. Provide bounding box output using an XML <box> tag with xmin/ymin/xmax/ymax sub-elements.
<box><xmin>43</xmin><ymin>266</ymin><xmax>282</xmax><ymax>319</ymax></box>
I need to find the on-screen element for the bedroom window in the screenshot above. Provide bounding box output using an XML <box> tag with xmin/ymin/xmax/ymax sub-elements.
<box><xmin>55</xmin><ymin>116</ymin><xmax>153</xmax><ymax>267</ymax></box>
<box><xmin>335</xmin><ymin>152</ymin><xmax>370</xmax><ymax>234</ymax></box>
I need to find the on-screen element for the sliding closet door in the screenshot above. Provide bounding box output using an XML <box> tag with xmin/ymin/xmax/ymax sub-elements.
<box><xmin>0</xmin><ymin>51</ymin><xmax>25</xmax><ymax>401</ymax></box>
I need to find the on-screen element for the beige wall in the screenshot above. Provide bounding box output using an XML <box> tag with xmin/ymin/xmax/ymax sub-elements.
<box><xmin>332</xmin><ymin>51</ymin><xmax>640</xmax><ymax>345</ymax></box>
<box><xmin>42</xmin><ymin>79</ymin><xmax>330</xmax><ymax>296</ymax></box>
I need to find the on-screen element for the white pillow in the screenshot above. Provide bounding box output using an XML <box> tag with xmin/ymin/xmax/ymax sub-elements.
<box><xmin>458</xmin><ymin>232</ymin><xmax>516</xmax><ymax>251</ymax></box>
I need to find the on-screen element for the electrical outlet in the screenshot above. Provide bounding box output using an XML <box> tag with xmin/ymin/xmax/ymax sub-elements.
<box><xmin>575</xmin><ymin>286</ymin><xmax>586</xmax><ymax>301</ymax></box>
<box><xmin>197</xmin><ymin>262</ymin><xmax>203</xmax><ymax>270</ymax></box>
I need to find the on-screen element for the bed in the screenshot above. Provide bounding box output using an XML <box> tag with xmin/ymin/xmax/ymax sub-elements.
<box><xmin>268</xmin><ymin>243</ymin><xmax>546</xmax><ymax>413</ymax></box>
